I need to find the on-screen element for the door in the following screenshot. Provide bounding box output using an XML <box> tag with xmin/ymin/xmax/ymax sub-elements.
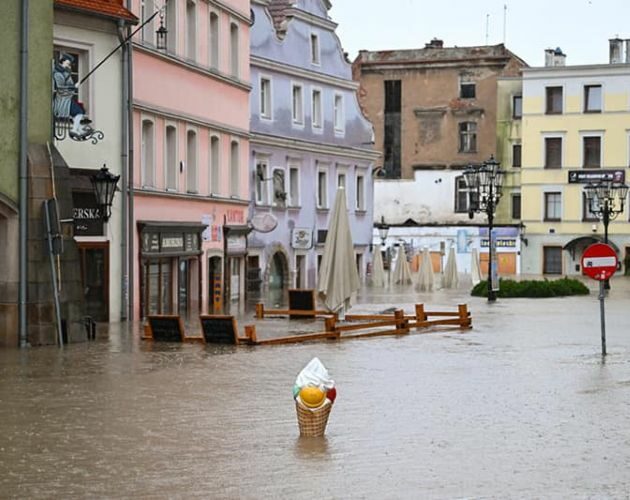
<box><xmin>78</xmin><ymin>242</ymin><xmax>109</xmax><ymax>322</ymax></box>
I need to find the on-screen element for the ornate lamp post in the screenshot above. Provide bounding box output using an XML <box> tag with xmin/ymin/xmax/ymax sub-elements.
<box><xmin>375</xmin><ymin>216</ymin><xmax>391</xmax><ymax>280</ymax></box>
<box><xmin>90</xmin><ymin>164</ymin><xmax>120</xmax><ymax>222</ymax></box>
<box><xmin>156</xmin><ymin>12</ymin><xmax>168</xmax><ymax>51</ymax></box>
<box><xmin>464</xmin><ymin>155</ymin><xmax>504</xmax><ymax>302</ymax></box>
<box><xmin>584</xmin><ymin>180</ymin><xmax>628</xmax><ymax>288</ymax></box>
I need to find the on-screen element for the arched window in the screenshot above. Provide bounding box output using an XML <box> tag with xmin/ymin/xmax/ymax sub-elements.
<box><xmin>186</xmin><ymin>0</ymin><xmax>197</xmax><ymax>60</ymax></box>
<box><xmin>165</xmin><ymin>125</ymin><xmax>177</xmax><ymax>190</ymax></box>
<box><xmin>209</xmin><ymin>12</ymin><xmax>219</xmax><ymax>69</ymax></box>
<box><xmin>141</xmin><ymin>0</ymin><xmax>154</xmax><ymax>44</ymax></box>
<box><xmin>230</xmin><ymin>140</ymin><xmax>239</xmax><ymax>197</ymax></box>
<box><xmin>209</xmin><ymin>135</ymin><xmax>220</xmax><ymax>194</ymax></box>
<box><xmin>186</xmin><ymin>129</ymin><xmax>197</xmax><ymax>193</ymax></box>
<box><xmin>230</xmin><ymin>22</ymin><xmax>239</xmax><ymax>77</ymax></box>
<box><xmin>141</xmin><ymin>119</ymin><xmax>155</xmax><ymax>187</ymax></box>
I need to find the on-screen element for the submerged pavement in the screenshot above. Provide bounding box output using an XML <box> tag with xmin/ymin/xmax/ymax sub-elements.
<box><xmin>1</xmin><ymin>276</ymin><xmax>629</xmax><ymax>498</ymax></box>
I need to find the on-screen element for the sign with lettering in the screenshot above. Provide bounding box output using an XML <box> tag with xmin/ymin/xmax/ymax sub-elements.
<box><xmin>227</xmin><ymin>234</ymin><xmax>247</xmax><ymax>255</ymax></box>
<box><xmin>568</xmin><ymin>170</ymin><xmax>625</xmax><ymax>184</ymax></box>
<box><xmin>161</xmin><ymin>234</ymin><xmax>184</xmax><ymax>251</ymax></box>
<box><xmin>480</xmin><ymin>238</ymin><xmax>517</xmax><ymax>248</ymax></box>
<box><xmin>291</xmin><ymin>228</ymin><xmax>313</xmax><ymax>249</ymax></box>
<box><xmin>72</xmin><ymin>191</ymin><xmax>103</xmax><ymax>236</ymax></box>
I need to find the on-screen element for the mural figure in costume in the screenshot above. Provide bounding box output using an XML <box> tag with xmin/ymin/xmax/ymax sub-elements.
<box><xmin>53</xmin><ymin>53</ymin><xmax>93</xmax><ymax>139</ymax></box>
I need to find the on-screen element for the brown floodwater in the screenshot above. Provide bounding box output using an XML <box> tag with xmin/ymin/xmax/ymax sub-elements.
<box><xmin>1</xmin><ymin>277</ymin><xmax>630</xmax><ymax>498</ymax></box>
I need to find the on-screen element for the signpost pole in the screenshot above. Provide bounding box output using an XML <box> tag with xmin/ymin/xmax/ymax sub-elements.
<box><xmin>598</xmin><ymin>280</ymin><xmax>607</xmax><ymax>356</ymax></box>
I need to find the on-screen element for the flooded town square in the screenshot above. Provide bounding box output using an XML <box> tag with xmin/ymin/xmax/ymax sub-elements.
<box><xmin>2</xmin><ymin>277</ymin><xmax>630</xmax><ymax>498</ymax></box>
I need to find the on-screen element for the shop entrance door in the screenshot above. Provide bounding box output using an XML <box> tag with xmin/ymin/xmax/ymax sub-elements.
<box><xmin>78</xmin><ymin>242</ymin><xmax>109</xmax><ymax>321</ymax></box>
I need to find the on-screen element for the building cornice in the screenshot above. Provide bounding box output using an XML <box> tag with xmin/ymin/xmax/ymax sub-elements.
<box><xmin>251</xmin><ymin>55</ymin><xmax>358</xmax><ymax>90</ymax></box>
<box><xmin>134</xmin><ymin>101</ymin><xmax>250</xmax><ymax>139</ymax></box>
<box><xmin>205</xmin><ymin>0</ymin><xmax>251</xmax><ymax>24</ymax></box>
<box><xmin>283</xmin><ymin>8</ymin><xmax>337</xmax><ymax>31</ymax></box>
<box><xmin>357</xmin><ymin>57</ymin><xmax>514</xmax><ymax>73</ymax></box>
<box><xmin>133</xmin><ymin>188</ymin><xmax>250</xmax><ymax>206</ymax></box>
<box><xmin>251</xmin><ymin>133</ymin><xmax>380</xmax><ymax>162</ymax></box>
<box><xmin>133</xmin><ymin>43</ymin><xmax>251</xmax><ymax>92</ymax></box>
<box><xmin>523</xmin><ymin>63</ymin><xmax>630</xmax><ymax>78</ymax></box>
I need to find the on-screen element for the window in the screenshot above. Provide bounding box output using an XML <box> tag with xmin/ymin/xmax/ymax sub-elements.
<box><xmin>165</xmin><ymin>125</ymin><xmax>177</xmax><ymax>190</ymax></box>
<box><xmin>230</xmin><ymin>22</ymin><xmax>239</xmax><ymax>77</ymax></box>
<box><xmin>513</xmin><ymin>95</ymin><xmax>522</xmax><ymax>119</ymax></box>
<box><xmin>543</xmin><ymin>246</ymin><xmax>562</xmax><ymax>274</ymax></box>
<box><xmin>317</xmin><ymin>169</ymin><xmax>328</xmax><ymax>208</ymax></box>
<box><xmin>141</xmin><ymin>0</ymin><xmax>154</xmax><ymax>43</ymax></box>
<box><xmin>459</xmin><ymin>122</ymin><xmax>477</xmax><ymax>153</ymax></box>
<box><xmin>310</xmin><ymin>33</ymin><xmax>320</xmax><ymax>65</ymax></box>
<box><xmin>544</xmin><ymin>192</ymin><xmax>562</xmax><ymax>221</ymax></box>
<box><xmin>337</xmin><ymin>172</ymin><xmax>346</xmax><ymax>189</ymax></box>
<box><xmin>165</xmin><ymin>0</ymin><xmax>177</xmax><ymax>53</ymax></box>
<box><xmin>209</xmin><ymin>12</ymin><xmax>219</xmax><ymax>68</ymax></box>
<box><xmin>546</xmin><ymin>86</ymin><xmax>563</xmax><ymax>114</ymax></box>
<box><xmin>512</xmin><ymin>144</ymin><xmax>522</xmax><ymax>168</ymax></box>
<box><xmin>272</xmin><ymin>169</ymin><xmax>286</xmax><ymax>207</ymax></box>
<box><xmin>260</xmin><ymin>77</ymin><xmax>271</xmax><ymax>119</ymax></box>
<box><xmin>230</xmin><ymin>140</ymin><xmax>239</xmax><ymax>197</ymax></box>
<box><xmin>454</xmin><ymin>175</ymin><xmax>472</xmax><ymax>213</ymax></box>
<box><xmin>511</xmin><ymin>193</ymin><xmax>521</xmax><ymax>219</ymax></box>
<box><xmin>255</xmin><ymin>161</ymin><xmax>268</xmax><ymax>205</ymax></box>
<box><xmin>334</xmin><ymin>94</ymin><xmax>344</xmax><ymax>133</ymax></box>
<box><xmin>141</xmin><ymin>120</ymin><xmax>155</xmax><ymax>187</ymax></box>
<box><xmin>53</xmin><ymin>46</ymin><xmax>88</xmax><ymax>112</ymax></box>
<box><xmin>356</xmin><ymin>174</ymin><xmax>365</xmax><ymax>211</ymax></box>
<box><xmin>583</xmin><ymin>136</ymin><xmax>601</xmax><ymax>168</ymax></box>
<box><xmin>545</xmin><ymin>138</ymin><xmax>562</xmax><ymax>168</ymax></box>
<box><xmin>186</xmin><ymin>130</ymin><xmax>197</xmax><ymax>193</ymax></box>
<box><xmin>460</xmin><ymin>82</ymin><xmax>476</xmax><ymax>99</ymax></box>
<box><xmin>292</xmin><ymin>84</ymin><xmax>303</xmax><ymax>125</ymax></box>
<box><xmin>312</xmin><ymin>89</ymin><xmax>322</xmax><ymax>129</ymax></box>
<box><xmin>209</xmin><ymin>135</ymin><xmax>219</xmax><ymax>194</ymax></box>
<box><xmin>289</xmin><ymin>166</ymin><xmax>299</xmax><ymax>207</ymax></box>
<box><xmin>186</xmin><ymin>0</ymin><xmax>197</xmax><ymax>60</ymax></box>
<box><xmin>582</xmin><ymin>192</ymin><xmax>598</xmax><ymax>221</ymax></box>
<box><xmin>584</xmin><ymin>85</ymin><xmax>602</xmax><ymax>113</ymax></box>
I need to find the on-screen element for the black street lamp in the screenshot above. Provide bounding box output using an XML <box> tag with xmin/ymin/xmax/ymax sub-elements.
<box><xmin>156</xmin><ymin>12</ymin><xmax>168</xmax><ymax>51</ymax></box>
<box><xmin>584</xmin><ymin>180</ymin><xmax>628</xmax><ymax>288</ymax></box>
<box><xmin>375</xmin><ymin>216</ymin><xmax>391</xmax><ymax>274</ymax></box>
<box><xmin>90</xmin><ymin>164</ymin><xmax>120</xmax><ymax>222</ymax></box>
<box><xmin>464</xmin><ymin>155</ymin><xmax>504</xmax><ymax>302</ymax></box>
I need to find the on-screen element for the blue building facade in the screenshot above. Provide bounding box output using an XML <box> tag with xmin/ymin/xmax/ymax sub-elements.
<box><xmin>248</xmin><ymin>0</ymin><xmax>378</xmax><ymax>294</ymax></box>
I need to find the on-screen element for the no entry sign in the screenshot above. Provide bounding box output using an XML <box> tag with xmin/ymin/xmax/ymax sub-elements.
<box><xmin>581</xmin><ymin>243</ymin><xmax>618</xmax><ymax>281</ymax></box>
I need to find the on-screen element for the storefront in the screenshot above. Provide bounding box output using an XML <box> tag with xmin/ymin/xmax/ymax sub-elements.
<box><xmin>138</xmin><ymin>222</ymin><xmax>205</xmax><ymax>319</ymax></box>
<box><xmin>223</xmin><ymin>225</ymin><xmax>250</xmax><ymax>306</ymax></box>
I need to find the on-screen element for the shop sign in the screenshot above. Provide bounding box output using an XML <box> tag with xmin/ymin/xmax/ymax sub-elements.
<box><xmin>227</xmin><ymin>234</ymin><xmax>247</xmax><ymax>254</ymax></box>
<box><xmin>568</xmin><ymin>170</ymin><xmax>625</xmax><ymax>184</ymax></box>
<box><xmin>161</xmin><ymin>234</ymin><xmax>184</xmax><ymax>251</ymax></box>
<box><xmin>72</xmin><ymin>191</ymin><xmax>103</xmax><ymax>236</ymax></box>
<box><xmin>184</xmin><ymin>233</ymin><xmax>200</xmax><ymax>252</ymax></box>
<box><xmin>291</xmin><ymin>228</ymin><xmax>313</xmax><ymax>249</ymax></box>
<box><xmin>142</xmin><ymin>233</ymin><xmax>160</xmax><ymax>253</ymax></box>
<box><xmin>480</xmin><ymin>238</ymin><xmax>516</xmax><ymax>248</ymax></box>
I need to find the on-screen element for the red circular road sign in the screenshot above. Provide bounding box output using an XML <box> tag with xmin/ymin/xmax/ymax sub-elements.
<box><xmin>581</xmin><ymin>243</ymin><xmax>618</xmax><ymax>281</ymax></box>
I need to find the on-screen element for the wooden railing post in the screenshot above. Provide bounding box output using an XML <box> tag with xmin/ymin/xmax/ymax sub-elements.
<box><xmin>325</xmin><ymin>316</ymin><xmax>337</xmax><ymax>334</ymax></box>
<box><xmin>394</xmin><ymin>309</ymin><xmax>409</xmax><ymax>334</ymax></box>
<box><xmin>245</xmin><ymin>324</ymin><xmax>257</xmax><ymax>343</ymax></box>
<box><xmin>458</xmin><ymin>304</ymin><xmax>471</xmax><ymax>328</ymax></box>
<box><xmin>415</xmin><ymin>303</ymin><xmax>426</xmax><ymax>328</ymax></box>
<box><xmin>255</xmin><ymin>303</ymin><xmax>264</xmax><ymax>319</ymax></box>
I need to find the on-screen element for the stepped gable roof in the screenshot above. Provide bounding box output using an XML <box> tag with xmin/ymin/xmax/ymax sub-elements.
<box><xmin>55</xmin><ymin>0</ymin><xmax>138</xmax><ymax>23</ymax></box>
<box><xmin>357</xmin><ymin>43</ymin><xmax>527</xmax><ymax>68</ymax></box>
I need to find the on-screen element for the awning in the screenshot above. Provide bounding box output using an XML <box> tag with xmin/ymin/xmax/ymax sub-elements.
<box><xmin>563</xmin><ymin>235</ymin><xmax>619</xmax><ymax>254</ymax></box>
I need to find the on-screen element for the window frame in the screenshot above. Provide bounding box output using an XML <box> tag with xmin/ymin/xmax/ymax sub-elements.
<box><xmin>356</xmin><ymin>172</ymin><xmax>365</xmax><ymax>211</ymax></box>
<box><xmin>512</xmin><ymin>143</ymin><xmax>522</xmax><ymax>168</ymax></box>
<box><xmin>582</xmin><ymin>192</ymin><xmax>599</xmax><ymax>222</ymax></box>
<box><xmin>454</xmin><ymin>175</ymin><xmax>472</xmax><ymax>213</ymax></box>
<box><xmin>288</xmin><ymin>164</ymin><xmax>300</xmax><ymax>207</ymax></box>
<box><xmin>186</xmin><ymin>127</ymin><xmax>198</xmax><ymax>194</ymax></box>
<box><xmin>271</xmin><ymin>167</ymin><xmax>287</xmax><ymax>208</ymax></box>
<box><xmin>458</xmin><ymin>121</ymin><xmax>477</xmax><ymax>153</ymax></box>
<box><xmin>229</xmin><ymin>20</ymin><xmax>239</xmax><ymax>78</ymax></box>
<box><xmin>229</xmin><ymin>139</ymin><xmax>239</xmax><ymax>198</ymax></box>
<box><xmin>460</xmin><ymin>82</ymin><xmax>476</xmax><ymax>99</ymax></box>
<box><xmin>545</xmin><ymin>86</ymin><xmax>563</xmax><ymax>114</ymax></box>
<box><xmin>141</xmin><ymin>117</ymin><xmax>155</xmax><ymax>188</ymax></box>
<box><xmin>584</xmin><ymin>84</ymin><xmax>602</xmax><ymax>113</ymax></box>
<box><xmin>291</xmin><ymin>83</ymin><xmax>304</xmax><ymax>126</ymax></box>
<box><xmin>255</xmin><ymin>158</ymin><xmax>269</xmax><ymax>205</ymax></box>
<box><xmin>208</xmin><ymin>10</ymin><xmax>220</xmax><ymax>69</ymax></box>
<box><xmin>544</xmin><ymin>136</ymin><xmax>563</xmax><ymax>169</ymax></box>
<box><xmin>164</xmin><ymin>122</ymin><xmax>178</xmax><ymax>191</ymax></box>
<box><xmin>259</xmin><ymin>75</ymin><xmax>272</xmax><ymax>120</ymax></box>
<box><xmin>543</xmin><ymin>246</ymin><xmax>563</xmax><ymax>275</ymax></box>
<box><xmin>511</xmin><ymin>193</ymin><xmax>521</xmax><ymax>220</ymax></box>
<box><xmin>209</xmin><ymin>133</ymin><xmax>220</xmax><ymax>196</ymax></box>
<box><xmin>53</xmin><ymin>43</ymin><xmax>92</xmax><ymax>115</ymax></box>
<box><xmin>310</xmin><ymin>32</ymin><xmax>320</xmax><ymax>65</ymax></box>
<box><xmin>316</xmin><ymin>165</ymin><xmax>329</xmax><ymax>209</ymax></box>
<box><xmin>512</xmin><ymin>95</ymin><xmax>523</xmax><ymax>119</ymax></box>
<box><xmin>582</xmin><ymin>135</ymin><xmax>602</xmax><ymax>168</ymax></box>
<box><xmin>333</xmin><ymin>93</ymin><xmax>345</xmax><ymax>134</ymax></box>
<box><xmin>185</xmin><ymin>0</ymin><xmax>197</xmax><ymax>61</ymax></box>
<box><xmin>311</xmin><ymin>87</ymin><xmax>323</xmax><ymax>131</ymax></box>
<box><xmin>544</xmin><ymin>191</ymin><xmax>562</xmax><ymax>222</ymax></box>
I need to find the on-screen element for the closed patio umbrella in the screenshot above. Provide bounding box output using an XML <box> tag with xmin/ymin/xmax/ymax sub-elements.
<box><xmin>443</xmin><ymin>246</ymin><xmax>459</xmax><ymax>289</ymax></box>
<box><xmin>371</xmin><ymin>244</ymin><xmax>385</xmax><ymax>288</ymax></box>
<box><xmin>416</xmin><ymin>247</ymin><xmax>435</xmax><ymax>291</ymax></box>
<box><xmin>392</xmin><ymin>244</ymin><xmax>412</xmax><ymax>285</ymax></box>
<box><xmin>471</xmin><ymin>247</ymin><xmax>482</xmax><ymax>286</ymax></box>
<box><xmin>317</xmin><ymin>188</ymin><xmax>360</xmax><ymax>317</ymax></box>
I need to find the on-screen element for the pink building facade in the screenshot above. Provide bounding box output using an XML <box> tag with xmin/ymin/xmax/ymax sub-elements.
<box><xmin>129</xmin><ymin>0</ymin><xmax>251</xmax><ymax>320</ymax></box>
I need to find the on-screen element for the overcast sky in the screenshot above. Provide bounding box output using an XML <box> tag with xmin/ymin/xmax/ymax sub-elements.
<box><xmin>329</xmin><ymin>0</ymin><xmax>630</xmax><ymax>67</ymax></box>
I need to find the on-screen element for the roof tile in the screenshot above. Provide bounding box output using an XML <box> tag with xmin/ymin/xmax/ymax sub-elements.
<box><xmin>55</xmin><ymin>0</ymin><xmax>138</xmax><ymax>23</ymax></box>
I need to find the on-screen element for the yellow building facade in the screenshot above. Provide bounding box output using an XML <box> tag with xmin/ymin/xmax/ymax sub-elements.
<box><xmin>521</xmin><ymin>62</ymin><xmax>630</xmax><ymax>275</ymax></box>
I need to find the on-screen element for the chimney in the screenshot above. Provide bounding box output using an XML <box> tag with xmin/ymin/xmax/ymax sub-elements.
<box><xmin>609</xmin><ymin>37</ymin><xmax>623</xmax><ymax>63</ymax></box>
<box><xmin>425</xmin><ymin>38</ymin><xmax>444</xmax><ymax>49</ymax></box>
<box><xmin>545</xmin><ymin>47</ymin><xmax>566</xmax><ymax>67</ymax></box>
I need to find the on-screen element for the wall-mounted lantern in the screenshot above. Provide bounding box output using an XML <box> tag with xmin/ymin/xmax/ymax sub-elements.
<box><xmin>90</xmin><ymin>164</ymin><xmax>120</xmax><ymax>222</ymax></box>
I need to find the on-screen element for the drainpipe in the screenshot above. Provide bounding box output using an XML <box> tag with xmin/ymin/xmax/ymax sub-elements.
<box><xmin>118</xmin><ymin>21</ymin><xmax>129</xmax><ymax>321</ymax></box>
<box><xmin>126</xmin><ymin>4</ymin><xmax>135</xmax><ymax>322</ymax></box>
<box><xmin>18</xmin><ymin>0</ymin><xmax>29</xmax><ymax>348</ymax></box>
